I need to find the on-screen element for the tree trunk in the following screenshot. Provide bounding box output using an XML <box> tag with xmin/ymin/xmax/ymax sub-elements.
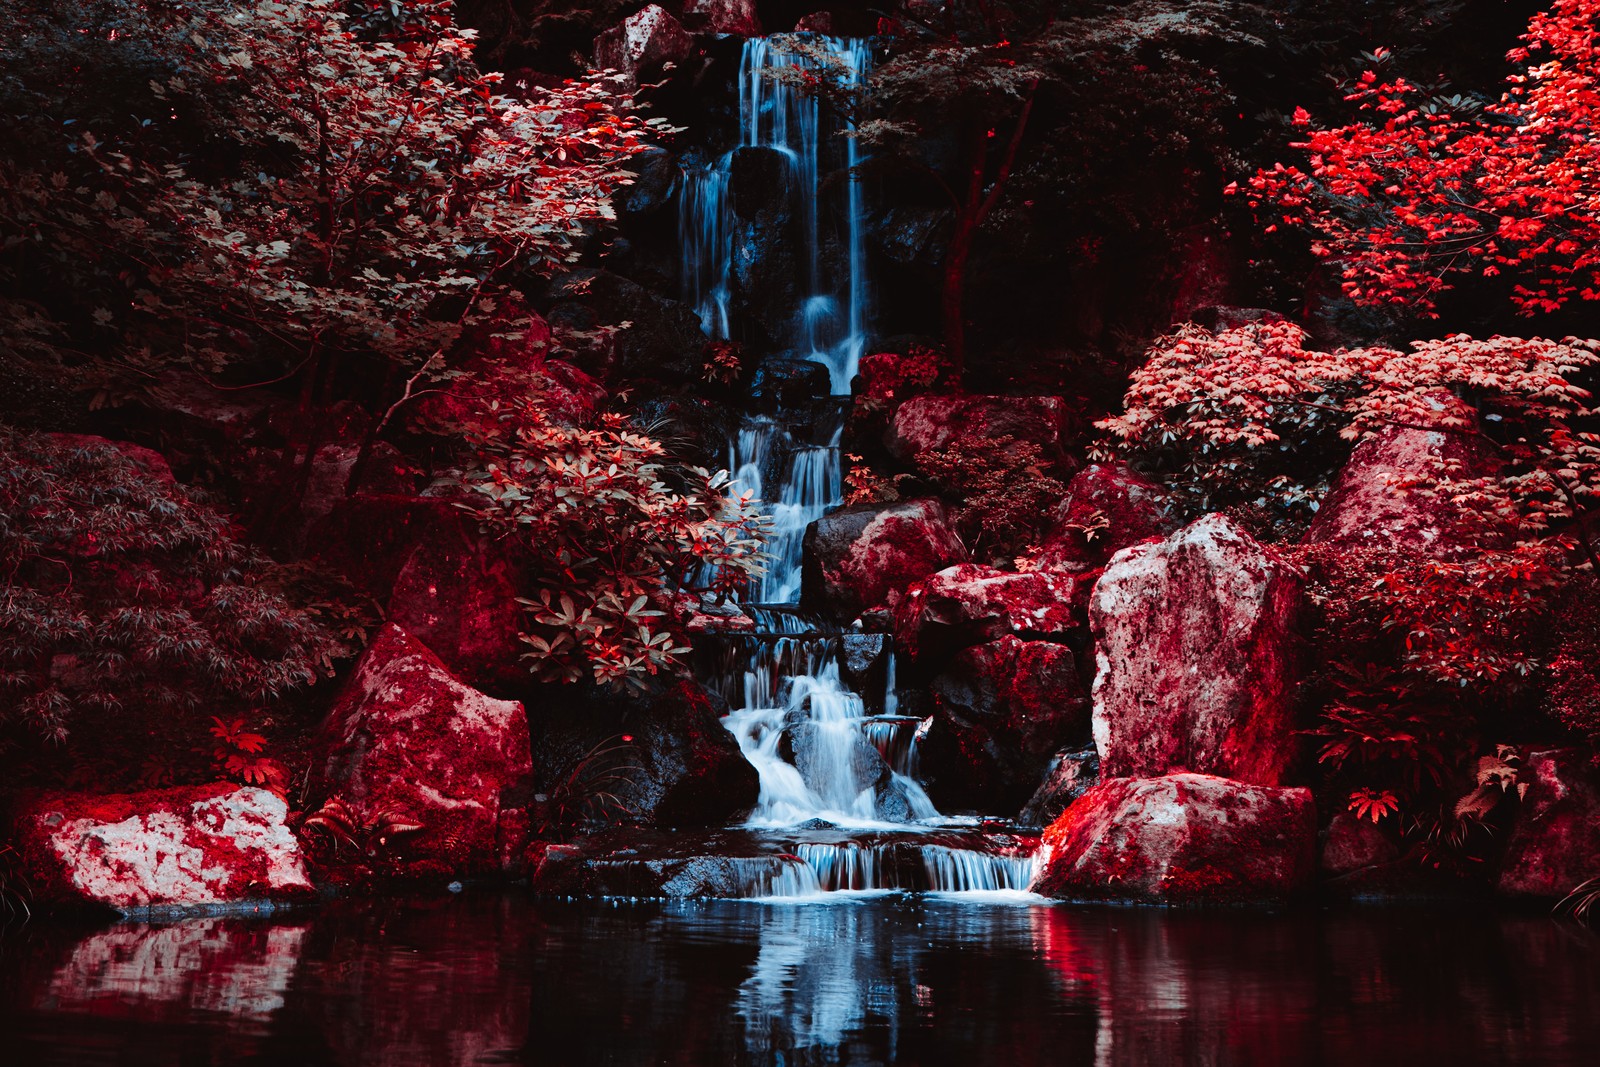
<box><xmin>942</xmin><ymin>216</ymin><xmax>977</xmax><ymax>377</ymax></box>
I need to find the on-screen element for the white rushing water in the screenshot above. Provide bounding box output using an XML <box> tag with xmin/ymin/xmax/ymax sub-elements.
<box><xmin>681</xmin><ymin>38</ymin><xmax>1040</xmax><ymax>895</ymax></box>
<box><xmin>680</xmin><ymin>35</ymin><xmax>872</xmax><ymax>390</ymax></box>
<box><xmin>684</xmin><ymin>36</ymin><xmax>872</xmax><ymax>602</ymax></box>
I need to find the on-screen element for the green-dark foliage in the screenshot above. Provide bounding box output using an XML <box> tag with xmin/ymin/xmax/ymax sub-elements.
<box><xmin>0</xmin><ymin>427</ymin><xmax>337</xmax><ymax>744</ymax></box>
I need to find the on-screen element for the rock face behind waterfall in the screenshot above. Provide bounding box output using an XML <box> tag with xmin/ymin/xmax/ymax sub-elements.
<box><xmin>529</xmin><ymin>679</ymin><xmax>758</xmax><ymax>831</ymax></box>
<box><xmin>919</xmin><ymin>636</ymin><xmax>1090</xmax><ymax>813</ymax></box>
<box><xmin>1090</xmin><ymin>514</ymin><xmax>1302</xmax><ymax>786</ymax></box>
<box><xmin>1036</xmin><ymin>774</ymin><xmax>1317</xmax><ymax>904</ymax></box>
<box><xmin>801</xmin><ymin>498</ymin><xmax>968</xmax><ymax>620</ymax></box>
<box><xmin>309</xmin><ymin>625</ymin><xmax>534</xmax><ymax>879</ymax></box>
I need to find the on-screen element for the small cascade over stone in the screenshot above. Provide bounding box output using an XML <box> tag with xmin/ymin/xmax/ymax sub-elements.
<box><xmin>673</xmin><ymin>34</ymin><xmax>1040</xmax><ymax>901</ymax></box>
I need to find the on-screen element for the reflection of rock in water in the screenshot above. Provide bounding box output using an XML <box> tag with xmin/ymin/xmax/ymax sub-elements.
<box><xmin>295</xmin><ymin>896</ymin><xmax>535</xmax><ymax>1067</ymax></box>
<box><xmin>44</xmin><ymin>920</ymin><xmax>306</xmax><ymax>1021</ymax></box>
<box><xmin>10</xmin><ymin>897</ymin><xmax>1600</xmax><ymax>1066</ymax></box>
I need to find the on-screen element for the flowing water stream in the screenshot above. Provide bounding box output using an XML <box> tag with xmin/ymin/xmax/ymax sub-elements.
<box><xmin>680</xmin><ymin>35</ymin><xmax>1037</xmax><ymax>899</ymax></box>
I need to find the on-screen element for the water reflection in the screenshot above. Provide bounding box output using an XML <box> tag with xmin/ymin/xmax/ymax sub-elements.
<box><xmin>2</xmin><ymin>894</ymin><xmax>1598</xmax><ymax>1066</ymax></box>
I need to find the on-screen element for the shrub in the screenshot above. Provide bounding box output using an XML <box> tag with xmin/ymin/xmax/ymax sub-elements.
<box><xmin>0</xmin><ymin>427</ymin><xmax>337</xmax><ymax>744</ymax></box>
<box><xmin>456</xmin><ymin>398</ymin><xmax>765</xmax><ymax>690</ymax></box>
<box><xmin>1240</xmin><ymin>0</ymin><xmax>1600</xmax><ymax>316</ymax></box>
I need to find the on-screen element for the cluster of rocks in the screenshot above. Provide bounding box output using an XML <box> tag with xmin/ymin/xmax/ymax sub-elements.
<box><xmin>796</xmin><ymin>383</ymin><xmax>1600</xmax><ymax>905</ymax></box>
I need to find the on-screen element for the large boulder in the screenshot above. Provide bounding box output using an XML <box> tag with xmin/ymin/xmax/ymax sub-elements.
<box><xmin>12</xmin><ymin>784</ymin><xmax>312</xmax><ymax>913</ymax></box>
<box><xmin>801</xmin><ymin>498</ymin><xmax>968</xmax><ymax>620</ymax></box>
<box><xmin>1498</xmin><ymin>749</ymin><xmax>1600</xmax><ymax>898</ymax></box>
<box><xmin>681</xmin><ymin>0</ymin><xmax>762</xmax><ymax>37</ymax></box>
<box><xmin>885</xmin><ymin>394</ymin><xmax>1072</xmax><ymax>466</ymax></box>
<box><xmin>1091</xmin><ymin>514</ymin><xmax>1302</xmax><ymax>786</ymax></box>
<box><xmin>894</xmin><ymin>563</ymin><xmax>1092</xmax><ymax>663</ymax></box>
<box><xmin>1305</xmin><ymin>392</ymin><xmax>1496</xmax><ymax>555</ymax></box>
<box><xmin>593</xmin><ymin>5</ymin><xmax>693</xmax><ymax>88</ymax></box>
<box><xmin>1036</xmin><ymin>774</ymin><xmax>1317</xmax><ymax>904</ymax></box>
<box><xmin>919</xmin><ymin>636</ymin><xmax>1089</xmax><ymax>812</ymax></box>
<box><xmin>1035</xmin><ymin>463</ymin><xmax>1180</xmax><ymax>573</ymax></box>
<box><xmin>528</xmin><ymin>679</ymin><xmax>758</xmax><ymax>831</ymax></box>
<box><xmin>309</xmin><ymin>625</ymin><xmax>533</xmax><ymax>878</ymax></box>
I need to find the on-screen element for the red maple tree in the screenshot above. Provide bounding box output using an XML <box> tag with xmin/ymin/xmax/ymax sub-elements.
<box><xmin>1239</xmin><ymin>0</ymin><xmax>1600</xmax><ymax>316</ymax></box>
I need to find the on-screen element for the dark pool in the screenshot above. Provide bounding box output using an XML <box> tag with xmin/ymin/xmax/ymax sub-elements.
<box><xmin>2</xmin><ymin>892</ymin><xmax>1597</xmax><ymax>1066</ymax></box>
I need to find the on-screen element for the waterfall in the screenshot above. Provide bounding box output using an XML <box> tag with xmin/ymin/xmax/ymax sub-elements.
<box><xmin>680</xmin><ymin>35</ymin><xmax>1005</xmax><ymax>853</ymax></box>
<box><xmin>679</xmin><ymin>35</ymin><xmax>872</xmax><ymax>390</ymax></box>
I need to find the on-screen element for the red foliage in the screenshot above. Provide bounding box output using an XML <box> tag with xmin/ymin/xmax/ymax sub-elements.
<box><xmin>1241</xmin><ymin>0</ymin><xmax>1600</xmax><ymax>315</ymax></box>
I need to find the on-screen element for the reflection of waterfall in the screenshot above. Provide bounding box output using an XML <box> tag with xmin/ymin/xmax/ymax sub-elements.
<box><xmin>736</xmin><ymin>904</ymin><xmax>902</xmax><ymax>1055</ymax></box>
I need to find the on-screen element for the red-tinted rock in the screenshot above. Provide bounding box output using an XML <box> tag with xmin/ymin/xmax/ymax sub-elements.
<box><xmin>801</xmin><ymin>498</ymin><xmax>968</xmax><ymax>620</ymax></box>
<box><xmin>1036</xmin><ymin>463</ymin><xmax>1180</xmax><ymax>572</ymax></box>
<box><xmin>13</xmin><ymin>784</ymin><xmax>312</xmax><ymax>912</ymax></box>
<box><xmin>921</xmin><ymin>636</ymin><xmax>1089</xmax><ymax>812</ymax></box>
<box><xmin>1304</xmin><ymin>392</ymin><xmax>1495</xmax><ymax>555</ymax></box>
<box><xmin>794</xmin><ymin>11</ymin><xmax>835</xmax><ymax>32</ymax></box>
<box><xmin>1091</xmin><ymin>514</ymin><xmax>1302</xmax><ymax>786</ymax></box>
<box><xmin>593</xmin><ymin>4</ymin><xmax>693</xmax><ymax>88</ymax></box>
<box><xmin>885</xmin><ymin>393</ymin><xmax>1073</xmax><ymax>467</ymax></box>
<box><xmin>681</xmin><ymin>0</ymin><xmax>761</xmax><ymax>36</ymax></box>
<box><xmin>385</xmin><ymin>524</ymin><xmax>525</xmax><ymax>693</ymax></box>
<box><xmin>1320</xmin><ymin>811</ymin><xmax>1401</xmax><ymax>875</ymax></box>
<box><xmin>1036</xmin><ymin>774</ymin><xmax>1317</xmax><ymax>903</ymax></box>
<box><xmin>894</xmin><ymin>563</ymin><xmax>1092</xmax><ymax>663</ymax></box>
<box><xmin>1017</xmin><ymin>745</ymin><xmax>1100</xmax><ymax>828</ymax></box>
<box><xmin>310</xmin><ymin>625</ymin><xmax>533</xmax><ymax>878</ymax></box>
<box><xmin>1498</xmin><ymin>749</ymin><xmax>1600</xmax><ymax>897</ymax></box>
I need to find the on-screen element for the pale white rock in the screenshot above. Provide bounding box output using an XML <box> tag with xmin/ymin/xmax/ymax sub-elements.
<box><xmin>1090</xmin><ymin>514</ymin><xmax>1302</xmax><ymax>785</ymax></box>
<box><xmin>17</xmin><ymin>784</ymin><xmax>312</xmax><ymax>911</ymax></box>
